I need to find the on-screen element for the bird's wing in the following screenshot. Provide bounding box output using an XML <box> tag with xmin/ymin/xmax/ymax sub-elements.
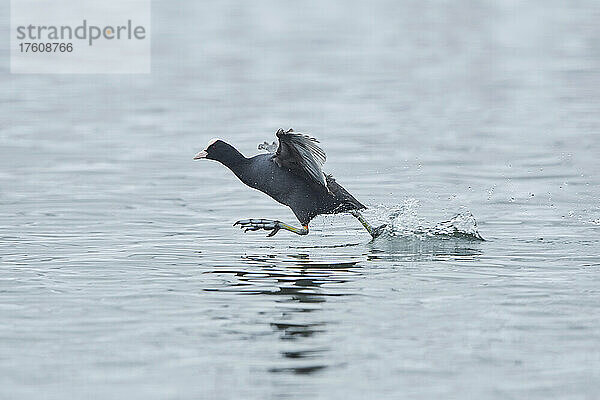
<box><xmin>272</xmin><ymin>128</ymin><xmax>327</xmax><ymax>188</ymax></box>
<box><xmin>257</xmin><ymin>141</ymin><xmax>278</xmax><ymax>153</ymax></box>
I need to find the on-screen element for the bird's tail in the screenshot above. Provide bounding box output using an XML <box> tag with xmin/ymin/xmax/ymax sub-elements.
<box><xmin>326</xmin><ymin>174</ymin><xmax>366</xmax><ymax>211</ymax></box>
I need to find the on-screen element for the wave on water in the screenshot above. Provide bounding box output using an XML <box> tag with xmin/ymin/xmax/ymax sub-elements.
<box><xmin>368</xmin><ymin>199</ymin><xmax>484</xmax><ymax>241</ymax></box>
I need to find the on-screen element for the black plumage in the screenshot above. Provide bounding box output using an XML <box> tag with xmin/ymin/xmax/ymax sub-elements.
<box><xmin>194</xmin><ymin>128</ymin><xmax>381</xmax><ymax>237</ymax></box>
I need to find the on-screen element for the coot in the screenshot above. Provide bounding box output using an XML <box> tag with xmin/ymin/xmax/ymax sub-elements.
<box><xmin>194</xmin><ymin>128</ymin><xmax>385</xmax><ymax>238</ymax></box>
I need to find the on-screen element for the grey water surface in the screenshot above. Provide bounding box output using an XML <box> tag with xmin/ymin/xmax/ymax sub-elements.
<box><xmin>1</xmin><ymin>1</ymin><xmax>600</xmax><ymax>399</ymax></box>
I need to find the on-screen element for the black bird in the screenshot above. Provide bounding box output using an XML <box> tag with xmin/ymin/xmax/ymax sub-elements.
<box><xmin>194</xmin><ymin>128</ymin><xmax>385</xmax><ymax>238</ymax></box>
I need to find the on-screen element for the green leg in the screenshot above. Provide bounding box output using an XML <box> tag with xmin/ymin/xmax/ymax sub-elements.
<box><xmin>234</xmin><ymin>219</ymin><xmax>309</xmax><ymax>237</ymax></box>
<box><xmin>350</xmin><ymin>210</ymin><xmax>387</xmax><ymax>238</ymax></box>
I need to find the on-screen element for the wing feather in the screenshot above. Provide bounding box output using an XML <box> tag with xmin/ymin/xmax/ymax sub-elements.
<box><xmin>258</xmin><ymin>141</ymin><xmax>278</xmax><ymax>153</ymax></box>
<box><xmin>272</xmin><ymin>128</ymin><xmax>327</xmax><ymax>188</ymax></box>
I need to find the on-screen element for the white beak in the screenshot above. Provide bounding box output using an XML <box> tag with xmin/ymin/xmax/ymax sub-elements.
<box><xmin>193</xmin><ymin>150</ymin><xmax>208</xmax><ymax>160</ymax></box>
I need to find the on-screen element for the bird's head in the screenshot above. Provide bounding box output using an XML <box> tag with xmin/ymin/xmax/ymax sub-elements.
<box><xmin>194</xmin><ymin>138</ymin><xmax>244</xmax><ymax>166</ymax></box>
<box><xmin>194</xmin><ymin>138</ymin><xmax>227</xmax><ymax>161</ymax></box>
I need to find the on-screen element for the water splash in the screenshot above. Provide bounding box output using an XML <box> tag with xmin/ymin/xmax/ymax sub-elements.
<box><xmin>426</xmin><ymin>213</ymin><xmax>485</xmax><ymax>240</ymax></box>
<box><xmin>369</xmin><ymin>200</ymin><xmax>484</xmax><ymax>241</ymax></box>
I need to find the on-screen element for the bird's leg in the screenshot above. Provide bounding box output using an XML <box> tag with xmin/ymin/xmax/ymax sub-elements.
<box><xmin>350</xmin><ymin>210</ymin><xmax>387</xmax><ymax>238</ymax></box>
<box><xmin>234</xmin><ymin>219</ymin><xmax>309</xmax><ymax>237</ymax></box>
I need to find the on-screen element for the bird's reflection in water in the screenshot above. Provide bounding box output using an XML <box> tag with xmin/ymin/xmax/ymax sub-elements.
<box><xmin>204</xmin><ymin>251</ymin><xmax>363</xmax><ymax>375</ymax></box>
<box><xmin>202</xmin><ymin>237</ymin><xmax>483</xmax><ymax>376</ymax></box>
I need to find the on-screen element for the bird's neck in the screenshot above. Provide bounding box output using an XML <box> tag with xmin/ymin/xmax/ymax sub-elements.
<box><xmin>219</xmin><ymin>148</ymin><xmax>249</xmax><ymax>177</ymax></box>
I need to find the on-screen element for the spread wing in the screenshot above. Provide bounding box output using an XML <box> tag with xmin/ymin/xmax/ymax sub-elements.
<box><xmin>272</xmin><ymin>128</ymin><xmax>327</xmax><ymax>188</ymax></box>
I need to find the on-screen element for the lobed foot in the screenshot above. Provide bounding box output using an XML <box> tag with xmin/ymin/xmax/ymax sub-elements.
<box><xmin>370</xmin><ymin>224</ymin><xmax>388</xmax><ymax>239</ymax></box>
<box><xmin>350</xmin><ymin>210</ymin><xmax>388</xmax><ymax>239</ymax></box>
<box><xmin>234</xmin><ymin>219</ymin><xmax>282</xmax><ymax>237</ymax></box>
